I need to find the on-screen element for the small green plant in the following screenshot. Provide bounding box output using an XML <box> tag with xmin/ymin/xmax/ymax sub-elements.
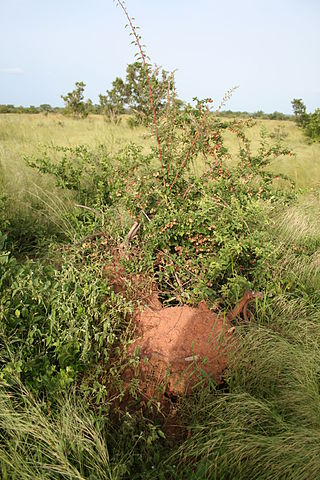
<box><xmin>269</xmin><ymin>126</ymin><xmax>288</xmax><ymax>140</ymax></box>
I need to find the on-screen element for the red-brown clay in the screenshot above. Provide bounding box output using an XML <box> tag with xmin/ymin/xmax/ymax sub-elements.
<box><xmin>103</xmin><ymin>251</ymin><xmax>261</xmax><ymax>400</ymax></box>
<box><xmin>128</xmin><ymin>300</ymin><xmax>233</xmax><ymax>397</ymax></box>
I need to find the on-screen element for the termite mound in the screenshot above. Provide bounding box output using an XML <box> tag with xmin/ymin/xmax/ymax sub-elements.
<box><xmin>102</xmin><ymin>242</ymin><xmax>261</xmax><ymax>400</ymax></box>
<box><xmin>127</xmin><ymin>290</ymin><xmax>261</xmax><ymax>400</ymax></box>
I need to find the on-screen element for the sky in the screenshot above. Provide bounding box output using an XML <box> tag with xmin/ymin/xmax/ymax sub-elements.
<box><xmin>0</xmin><ymin>0</ymin><xmax>319</xmax><ymax>113</ymax></box>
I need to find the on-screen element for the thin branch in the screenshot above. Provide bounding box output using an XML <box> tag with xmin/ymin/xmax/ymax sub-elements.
<box><xmin>141</xmin><ymin>210</ymin><xmax>151</xmax><ymax>222</ymax></box>
<box><xmin>174</xmin><ymin>271</ymin><xmax>184</xmax><ymax>297</ymax></box>
<box><xmin>125</xmin><ymin>221</ymin><xmax>140</xmax><ymax>243</ymax></box>
<box><xmin>75</xmin><ymin>204</ymin><xmax>103</xmax><ymax>217</ymax></box>
<box><xmin>116</xmin><ymin>0</ymin><xmax>165</xmax><ymax>186</ymax></box>
<box><xmin>73</xmin><ymin>231</ymin><xmax>106</xmax><ymax>246</ymax></box>
<box><xmin>227</xmin><ymin>291</ymin><xmax>263</xmax><ymax>322</ymax></box>
<box><xmin>169</xmin><ymin>105</ymin><xmax>210</xmax><ymax>191</ymax></box>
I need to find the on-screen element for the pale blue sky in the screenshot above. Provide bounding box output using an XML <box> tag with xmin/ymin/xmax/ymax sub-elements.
<box><xmin>0</xmin><ymin>0</ymin><xmax>319</xmax><ymax>113</ymax></box>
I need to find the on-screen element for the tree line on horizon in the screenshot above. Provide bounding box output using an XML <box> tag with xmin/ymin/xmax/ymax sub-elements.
<box><xmin>2</xmin><ymin>62</ymin><xmax>320</xmax><ymax>138</ymax></box>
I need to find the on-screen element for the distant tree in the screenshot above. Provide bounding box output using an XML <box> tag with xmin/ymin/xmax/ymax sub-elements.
<box><xmin>0</xmin><ymin>104</ymin><xmax>15</xmax><ymax>113</ymax></box>
<box><xmin>99</xmin><ymin>62</ymin><xmax>177</xmax><ymax>125</ymax></box>
<box><xmin>61</xmin><ymin>81</ymin><xmax>90</xmax><ymax>118</ymax></box>
<box><xmin>253</xmin><ymin>110</ymin><xmax>265</xmax><ymax>118</ymax></box>
<box><xmin>269</xmin><ymin>111</ymin><xmax>289</xmax><ymax>120</ymax></box>
<box><xmin>39</xmin><ymin>104</ymin><xmax>53</xmax><ymax>113</ymax></box>
<box><xmin>304</xmin><ymin>109</ymin><xmax>320</xmax><ymax>140</ymax></box>
<box><xmin>86</xmin><ymin>98</ymin><xmax>93</xmax><ymax>114</ymax></box>
<box><xmin>291</xmin><ymin>98</ymin><xmax>309</xmax><ymax>127</ymax></box>
<box><xmin>125</xmin><ymin>62</ymin><xmax>176</xmax><ymax>124</ymax></box>
<box><xmin>89</xmin><ymin>103</ymin><xmax>103</xmax><ymax>114</ymax></box>
<box><xmin>291</xmin><ymin>99</ymin><xmax>320</xmax><ymax>141</ymax></box>
<box><xmin>27</xmin><ymin>106</ymin><xmax>40</xmax><ymax>114</ymax></box>
<box><xmin>99</xmin><ymin>77</ymin><xmax>127</xmax><ymax>123</ymax></box>
<box><xmin>219</xmin><ymin>110</ymin><xmax>250</xmax><ymax>119</ymax></box>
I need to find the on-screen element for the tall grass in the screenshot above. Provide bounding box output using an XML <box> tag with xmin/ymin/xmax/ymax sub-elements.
<box><xmin>1</xmin><ymin>114</ymin><xmax>320</xmax><ymax>197</ymax></box>
<box><xmin>0</xmin><ymin>113</ymin><xmax>153</xmax><ymax>254</ymax></box>
<box><xmin>222</xmin><ymin>119</ymin><xmax>320</xmax><ymax>188</ymax></box>
<box><xmin>177</xmin><ymin>303</ymin><xmax>320</xmax><ymax>479</ymax></box>
<box><xmin>275</xmin><ymin>193</ymin><xmax>320</xmax><ymax>245</ymax></box>
<box><xmin>0</xmin><ymin>384</ymin><xmax>128</xmax><ymax>480</ymax></box>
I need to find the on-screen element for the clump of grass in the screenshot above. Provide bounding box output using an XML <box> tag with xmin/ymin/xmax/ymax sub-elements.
<box><xmin>275</xmin><ymin>193</ymin><xmax>320</xmax><ymax>246</ymax></box>
<box><xmin>0</xmin><ymin>384</ymin><xmax>128</xmax><ymax>480</ymax></box>
<box><xmin>270</xmin><ymin>194</ymin><xmax>320</xmax><ymax>303</ymax></box>
<box><xmin>179</xmin><ymin>393</ymin><xmax>320</xmax><ymax>480</ymax></box>
<box><xmin>175</xmin><ymin>294</ymin><xmax>320</xmax><ymax>479</ymax></box>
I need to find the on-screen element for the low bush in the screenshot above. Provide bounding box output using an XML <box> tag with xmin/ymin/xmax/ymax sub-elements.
<box><xmin>27</xmin><ymin>102</ymin><xmax>295</xmax><ymax>306</ymax></box>
<box><xmin>0</xmin><ymin>241</ymin><xmax>134</xmax><ymax>400</ymax></box>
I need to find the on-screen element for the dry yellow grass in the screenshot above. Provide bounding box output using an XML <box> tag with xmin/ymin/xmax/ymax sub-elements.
<box><xmin>0</xmin><ymin>114</ymin><xmax>319</xmax><ymax>202</ymax></box>
<box><xmin>0</xmin><ymin>113</ymin><xmax>152</xmax><ymax>197</ymax></box>
<box><xmin>223</xmin><ymin>119</ymin><xmax>320</xmax><ymax>188</ymax></box>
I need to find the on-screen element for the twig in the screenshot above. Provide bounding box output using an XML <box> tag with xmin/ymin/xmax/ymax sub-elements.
<box><xmin>160</xmin><ymin>249</ymin><xmax>199</xmax><ymax>279</ymax></box>
<box><xmin>215</xmin><ymin>86</ymin><xmax>239</xmax><ymax>113</ymax></box>
<box><xmin>169</xmin><ymin>104</ymin><xmax>210</xmax><ymax>191</ymax></box>
<box><xmin>73</xmin><ymin>231</ymin><xmax>106</xmax><ymax>246</ymax></box>
<box><xmin>182</xmin><ymin>185</ymin><xmax>192</xmax><ymax>199</ymax></box>
<box><xmin>75</xmin><ymin>204</ymin><xmax>103</xmax><ymax>217</ymax></box>
<box><xmin>141</xmin><ymin>210</ymin><xmax>151</xmax><ymax>222</ymax></box>
<box><xmin>174</xmin><ymin>271</ymin><xmax>184</xmax><ymax>296</ymax></box>
<box><xmin>228</xmin><ymin>291</ymin><xmax>262</xmax><ymax>322</ymax></box>
<box><xmin>125</xmin><ymin>221</ymin><xmax>141</xmax><ymax>243</ymax></box>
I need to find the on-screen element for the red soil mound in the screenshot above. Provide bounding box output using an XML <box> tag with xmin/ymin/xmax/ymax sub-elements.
<box><xmin>128</xmin><ymin>300</ymin><xmax>234</xmax><ymax>397</ymax></box>
<box><xmin>103</xmin><ymin>247</ymin><xmax>261</xmax><ymax>399</ymax></box>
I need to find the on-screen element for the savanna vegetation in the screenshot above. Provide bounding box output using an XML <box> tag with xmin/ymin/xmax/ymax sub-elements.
<box><xmin>1</xmin><ymin>3</ymin><xmax>320</xmax><ymax>479</ymax></box>
<box><xmin>292</xmin><ymin>98</ymin><xmax>320</xmax><ymax>141</ymax></box>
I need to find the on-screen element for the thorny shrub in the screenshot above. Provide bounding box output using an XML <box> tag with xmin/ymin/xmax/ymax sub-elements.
<box><xmin>27</xmin><ymin>97</ymin><xmax>295</xmax><ymax>305</ymax></box>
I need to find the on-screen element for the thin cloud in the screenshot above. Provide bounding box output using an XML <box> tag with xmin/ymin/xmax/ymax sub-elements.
<box><xmin>0</xmin><ymin>67</ymin><xmax>24</xmax><ymax>75</ymax></box>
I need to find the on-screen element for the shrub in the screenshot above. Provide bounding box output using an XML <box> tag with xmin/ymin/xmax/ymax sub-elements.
<box><xmin>0</xmin><ymin>242</ymin><xmax>133</xmax><ymax>398</ymax></box>
<box><xmin>291</xmin><ymin>98</ymin><xmax>309</xmax><ymax>127</ymax></box>
<box><xmin>27</xmin><ymin>100</ymin><xmax>295</xmax><ymax>306</ymax></box>
<box><xmin>291</xmin><ymin>99</ymin><xmax>320</xmax><ymax>141</ymax></box>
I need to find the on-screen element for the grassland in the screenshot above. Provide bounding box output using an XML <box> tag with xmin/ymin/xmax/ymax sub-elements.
<box><xmin>1</xmin><ymin>114</ymin><xmax>320</xmax><ymax>190</ymax></box>
<box><xmin>0</xmin><ymin>112</ymin><xmax>320</xmax><ymax>479</ymax></box>
<box><xmin>223</xmin><ymin>118</ymin><xmax>320</xmax><ymax>188</ymax></box>
<box><xmin>0</xmin><ymin>113</ymin><xmax>153</xmax><ymax>204</ymax></box>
